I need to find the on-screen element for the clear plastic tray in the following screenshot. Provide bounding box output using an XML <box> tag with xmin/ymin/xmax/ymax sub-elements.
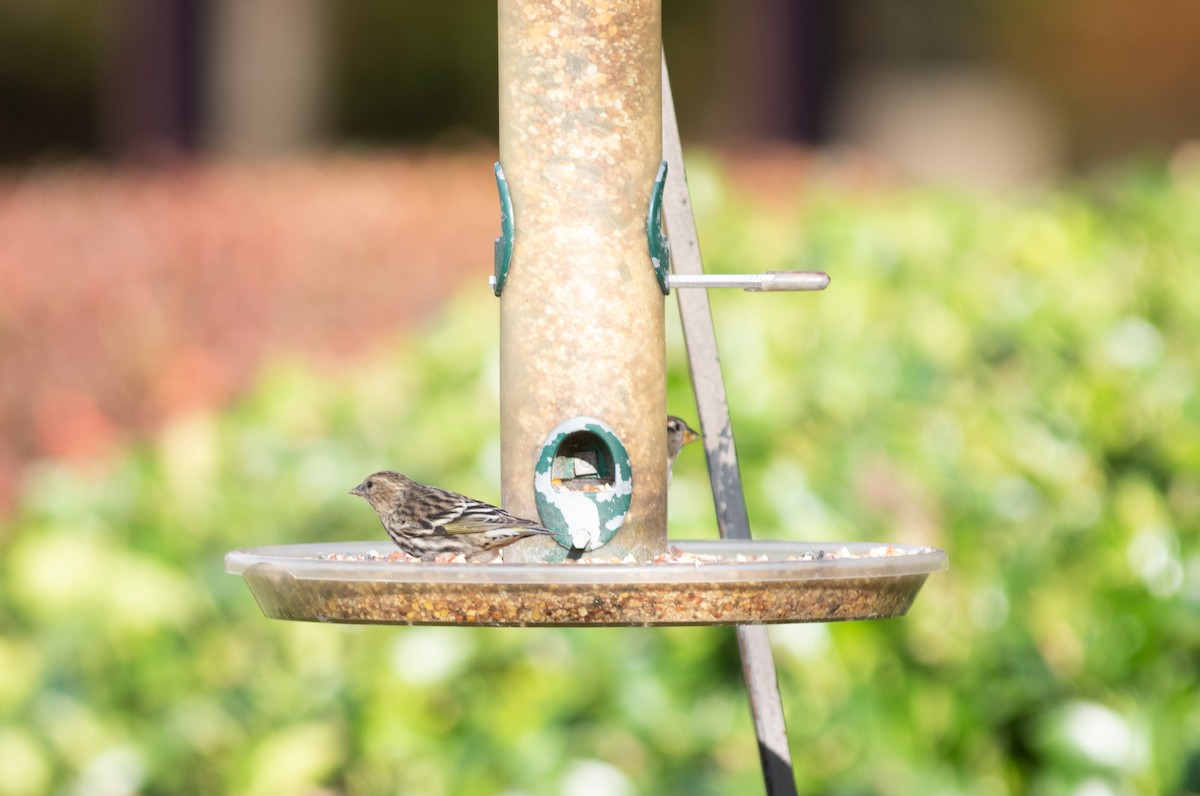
<box><xmin>226</xmin><ymin>540</ymin><xmax>947</xmax><ymax>627</ymax></box>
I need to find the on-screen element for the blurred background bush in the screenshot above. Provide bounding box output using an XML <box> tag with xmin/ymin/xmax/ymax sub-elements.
<box><xmin>0</xmin><ymin>1</ymin><xmax>1198</xmax><ymax>795</ymax></box>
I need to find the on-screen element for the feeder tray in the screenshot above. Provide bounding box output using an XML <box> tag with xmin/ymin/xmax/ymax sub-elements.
<box><xmin>225</xmin><ymin>540</ymin><xmax>946</xmax><ymax>627</ymax></box>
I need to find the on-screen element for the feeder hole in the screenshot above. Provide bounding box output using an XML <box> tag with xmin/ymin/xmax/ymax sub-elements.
<box><xmin>550</xmin><ymin>431</ymin><xmax>615</xmax><ymax>492</ymax></box>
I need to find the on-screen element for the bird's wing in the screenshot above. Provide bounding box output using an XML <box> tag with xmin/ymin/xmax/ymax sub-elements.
<box><xmin>428</xmin><ymin>497</ymin><xmax>548</xmax><ymax>535</ymax></box>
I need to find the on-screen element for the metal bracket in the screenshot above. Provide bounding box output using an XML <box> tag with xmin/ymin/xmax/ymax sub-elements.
<box><xmin>491</xmin><ymin>162</ymin><xmax>514</xmax><ymax>297</ymax></box>
<box><xmin>646</xmin><ymin>159</ymin><xmax>671</xmax><ymax>294</ymax></box>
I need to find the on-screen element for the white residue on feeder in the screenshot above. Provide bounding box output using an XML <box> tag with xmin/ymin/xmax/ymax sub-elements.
<box><xmin>533</xmin><ymin>459</ymin><xmax>632</xmax><ymax>552</ymax></box>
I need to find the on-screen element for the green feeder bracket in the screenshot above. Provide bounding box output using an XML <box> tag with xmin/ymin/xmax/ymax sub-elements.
<box><xmin>646</xmin><ymin>159</ymin><xmax>670</xmax><ymax>294</ymax></box>
<box><xmin>491</xmin><ymin>161</ymin><xmax>514</xmax><ymax>297</ymax></box>
<box><xmin>533</xmin><ymin>416</ymin><xmax>633</xmax><ymax>557</ymax></box>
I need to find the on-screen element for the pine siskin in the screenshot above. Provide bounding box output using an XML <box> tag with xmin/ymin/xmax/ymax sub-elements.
<box><xmin>350</xmin><ymin>471</ymin><xmax>554</xmax><ymax>562</ymax></box>
<box><xmin>666</xmin><ymin>415</ymin><xmax>700</xmax><ymax>477</ymax></box>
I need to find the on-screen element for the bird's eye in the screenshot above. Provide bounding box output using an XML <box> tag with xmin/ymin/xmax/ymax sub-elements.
<box><xmin>365</xmin><ymin>479</ymin><xmax>375</xmax><ymax>490</ymax></box>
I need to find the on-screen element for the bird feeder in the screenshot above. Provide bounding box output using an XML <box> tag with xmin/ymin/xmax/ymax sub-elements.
<box><xmin>227</xmin><ymin>3</ymin><xmax>947</xmax><ymax>790</ymax></box>
<box><xmin>228</xmin><ymin>0</ymin><xmax>944</xmax><ymax>617</ymax></box>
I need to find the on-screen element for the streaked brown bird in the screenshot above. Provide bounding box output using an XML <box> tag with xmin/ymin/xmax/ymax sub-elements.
<box><xmin>350</xmin><ymin>471</ymin><xmax>554</xmax><ymax>562</ymax></box>
<box><xmin>666</xmin><ymin>415</ymin><xmax>700</xmax><ymax>478</ymax></box>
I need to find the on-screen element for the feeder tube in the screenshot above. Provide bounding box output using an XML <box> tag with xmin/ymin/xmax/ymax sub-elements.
<box><xmin>497</xmin><ymin>0</ymin><xmax>666</xmax><ymax>561</ymax></box>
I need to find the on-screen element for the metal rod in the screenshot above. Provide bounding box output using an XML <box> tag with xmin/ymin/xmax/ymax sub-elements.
<box><xmin>662</xmin><ymin>53</ymin><xmax>799</xmax><ymax>796</ymax></box>
<box><xmin>668</xmin><ymin>271</ymin><xmax>830</xmax><ymax>292</ymax></box>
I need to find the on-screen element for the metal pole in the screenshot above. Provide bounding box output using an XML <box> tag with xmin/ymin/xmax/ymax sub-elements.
<box><xmin>661</xmin><ymin>54</ymin><xmax>799</xmax><ymax>796</ymax></box>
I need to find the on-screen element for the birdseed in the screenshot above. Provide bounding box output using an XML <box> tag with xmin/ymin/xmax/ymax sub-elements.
<box><xmin>245</xmin><ymin>543</ymin><xmax>940</xmax><ymax>627</ymax></box>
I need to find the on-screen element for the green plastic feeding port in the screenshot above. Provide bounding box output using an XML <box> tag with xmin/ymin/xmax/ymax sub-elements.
<box><xmin>534</xmin><ymin>416</ymin><xmax>632</xmax><ymax>554</ymax></box>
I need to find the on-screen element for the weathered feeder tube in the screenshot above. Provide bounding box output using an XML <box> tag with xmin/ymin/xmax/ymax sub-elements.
<box><xmin>497</xmin><ymin>0</ymin><xmax>666</xmax><ymax>561</ymax></box>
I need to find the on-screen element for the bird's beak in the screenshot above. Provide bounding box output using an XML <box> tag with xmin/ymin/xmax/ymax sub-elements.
<box><xmin>681</xmin><ymin>427</ymin><xmax>700</xmax><ymax>445</ymax></box>
<box><xmin>349</xmin><ymin>483</ymin><xmax>366</xmax><ymax>497</ymax></box>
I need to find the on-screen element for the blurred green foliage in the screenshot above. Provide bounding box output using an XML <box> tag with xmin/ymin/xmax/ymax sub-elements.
<box><xmin>2</xmin><ymin>157</ymin><xmax>1199</xmax><ymax>795</ymax></box>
